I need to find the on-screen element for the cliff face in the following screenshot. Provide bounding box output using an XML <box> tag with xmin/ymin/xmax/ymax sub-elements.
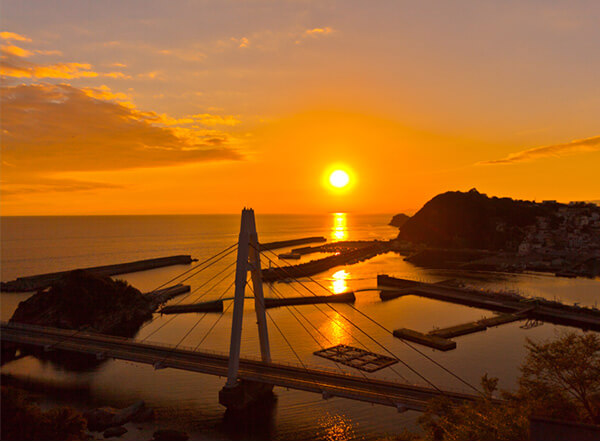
<box><xmin>10</xmin><ymin>270</ymin><xmax>157</xmax><ymax>337</ymax></box>
<box><xmin>397</xmin><ymin>189</ymin><xmax>554</xmax><ymax>251</ymax></box>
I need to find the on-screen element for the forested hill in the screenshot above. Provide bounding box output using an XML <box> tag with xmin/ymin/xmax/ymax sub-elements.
<box><xmin>396</xmin><ymin>189</ymin><xmax>557</xmax><ymax>251</ymax></box>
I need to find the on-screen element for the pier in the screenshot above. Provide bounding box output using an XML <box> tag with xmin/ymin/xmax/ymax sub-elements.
<box><xmin>160</xmin><ymin>299</ymin><xmax>224</xmax><ymax>314</ymax></box>
<box><xmin>1</xmin><ymin>255</ymin><xmax>196</xmax><ymax>292</ymax></box>
<box><xmin>263</xmin><ymin>242</ymin><xmax>389</xmax><ymax>282</ymax></box>
<box><xmin>393</xmin><ymin>312</ymin><xmax>530</xmax><ymax>351</ymax></box>
<box><xmin>263</xmin><ymin>291</ymin><xmax>355</xmax><ymax>308</ymax></box>
<box><xmin>151</xmin><ymin>284</ymin><xmax>191</xmax><ymax>300</ymax></box>
<box><xmin>290</xmin><ymin>240</ymin><xmax>386</xmax><ymax>256</ymax></box>
<box><xmin>260</xmin><ymin>236</ymin><xmax>326</xmax><ymax>251</ymax></box>
<box><xmin>159</xmin><ymin>291</ymin><xmax>356</xmax><ymax>314</ymax></box>
<box><xmin>379</xmin><ymin>275</ymin><xmax>600</xmax><ymax>334</ymax></box>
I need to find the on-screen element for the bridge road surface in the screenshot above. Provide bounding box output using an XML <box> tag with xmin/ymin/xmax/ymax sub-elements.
<box><xmin>1</xmin><ymin>321</ymin><xmax>481</xmax><ymax>411</ymax></box>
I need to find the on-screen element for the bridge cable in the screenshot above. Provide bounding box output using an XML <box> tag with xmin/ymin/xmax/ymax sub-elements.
<box><xmin>266</xmin><ymin>282</ymin><xmax>395</xmax><ymax>381</ymax></box>
<box><xmin>257</xmin><ymin>248</ymin><xmax>412</xmax><ymax>383</ymax></box>
<box><xmin>247</xmin><ymin>280</ymin><xmax>397</xmax><ymax>404</ymax></box>
<box><xmin>258</xmin><ymin>247</ymin><xmax>443</xmax><ymax>392</ymax></box>
<box><xmin>265</xmin><ymin>283</ymin><xmax>349</xmax><ymax>375</ymax></box>
<box><xmin>137</xmin><ymin>247</ymin><xmax>238</xmax><ymax>337</ymax></box>
<box><xmin>263</xmin><ymin>248</ymin><xmax>482</xmax><ymax>395</ymax></box>
<box><xmin>277</xmin><ymin>251</ymin><xmax>482</xmax><ymax>395</ymax></box>
<box><xmin>267</xmin><ymin>278</ymin><xmax>380</xmax><ymax>356</ymax></box>
<box><xmin>157</xmin><ymin>278</ymin><xmax>237</xmax><ymax>365</ymax></box>
<box><xmin>141</xmin><ymin>263</ymin><xmax>237</xmax><ymax>342</ymax></box>
<box><xmin>145</xmin><ymin>242</ymin><xmax>238</xmax><ymax>296</ymax></box>
<box><xmin>28</xmin><ymin>243</ymin><xmax>239</xmax><ymax>353</ymax></box>
<box><xmin>192</xmin><ymin>280</ymin><xmax>240</xmax><ymax>351</ymax></box>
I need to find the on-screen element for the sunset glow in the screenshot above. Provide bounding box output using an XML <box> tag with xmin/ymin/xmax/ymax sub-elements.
<box><xmin>1</xmin><ymin>2</ymin><xmax>599</xmax><ymax>215</ymax></box>
<box><xmin>329</xmin><ymin>170</ymin><xmax>350</xmax><ymax>188</ymax></box>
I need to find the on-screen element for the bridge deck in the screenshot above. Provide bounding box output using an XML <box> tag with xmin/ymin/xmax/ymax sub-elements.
<box><xmin>1</xmin><ymin>321</ymin><xmax>480</xmax><ymax>411</ymax></box>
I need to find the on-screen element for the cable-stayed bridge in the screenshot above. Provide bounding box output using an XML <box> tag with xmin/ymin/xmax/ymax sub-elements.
<box><xmin>0</xmin><ymin>321</ymin><xmax>478</xmax><ymax>411</ymax></box>
<box><xmin>1</xmin><ymin>208</ymin><xmax>484</xmax><ymax>411</ymax></box>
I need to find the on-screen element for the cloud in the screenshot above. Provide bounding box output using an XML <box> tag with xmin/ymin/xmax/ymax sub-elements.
<box><xmin>1</xmin><ymin>60</ymin><xmax>100</xmax><ymax>79</ymax></box>
<box><xmin>1</xmin><ymin>44</ymin><xmax>33</xmax><ymax>57</ymax></box>
<box><xmin>304</xmin><ymin>27</ymin><xmax>334</xmax><ymax>37</ymax></box>
<box><xmin>158</xmin><ymin>48</ymin><xmax>206</xmax><ymax>61</ymax></box>
<box><xmin>0</xmin><ymin>31</ymin><xmax>31</xmax><ymax>42</ymax></box>
<box><xmin>1</xmin><ymin>83</ymin><xmax>243</xmax><ymax>177</ymax></box>
<box><xmin>0</xmin><ymin>41</ymin><xmax>127</xmax><ymax>80</ymax></box>
<box><xmin>231</xmin><ymin>37</ymin><xmax>250</xmax><ymax>48</ymax></box>
<box><xmin>480</xmin><ymin>135</ymin><xmax>600</xmax><ymax>165</ymax></box>
<box><xmin>190</xmin><ymin>113</ymin><xmax>241</xmax><ymax>126</ymax></box>
<box><xmin>295</xmin><ymin>27</ymin><xmax>335</xmax><ymax>44</ymax></box>
<box><xmin>1</xmin><ymin>178</ymin><xmax>122</xmax><ymax>196</ymax></box>
<box><xmin>0</xmin><ymin>45</ymin><xmax>61</xmax><ymax>58</ymax></box>
<box><xmin>138</xmin><ymin>70</ymin><xmax>161</xmax><ymax>79</ymax></box>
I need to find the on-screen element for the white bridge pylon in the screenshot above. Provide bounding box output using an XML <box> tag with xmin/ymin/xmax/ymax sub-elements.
<box><xmin>225</xmin><ymin>208</ymin><xmax>271</xmax><ymax>388</ymax></box>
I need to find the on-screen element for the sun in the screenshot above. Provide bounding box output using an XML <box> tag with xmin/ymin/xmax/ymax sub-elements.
<box><xmin>329</xmin><ymin>170</ymin><xmax>350</xmax><ymax>188</ymax></box>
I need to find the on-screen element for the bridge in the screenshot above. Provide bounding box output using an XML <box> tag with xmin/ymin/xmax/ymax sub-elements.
<box><xmin>1</xmin><ymin>208</ymin><xmax>484</xmax><ymax>411</ymax></box>
<box><xmin>0</xmin><ymin>321</ymin><xmax>478</xmax><ymax>412</ymax></box>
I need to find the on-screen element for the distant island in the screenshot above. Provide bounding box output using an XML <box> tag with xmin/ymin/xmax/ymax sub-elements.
<box><xmin>390</xmin><ymin>189</ymin><xmax>600</xmax><ymax>278</ymax></box>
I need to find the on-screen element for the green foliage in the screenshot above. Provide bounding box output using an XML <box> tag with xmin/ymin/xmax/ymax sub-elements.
<box><xmin>414</xmin><ymin>332</ymin><xmax>600</xmax><ymax>440</ymax></box>
<box><xmin>517</xmin><ymin>332</ymin><xmax>600</xmax><ymax>424</ymax></box>
<box><xmin>1</xmin><ymin>386</ymin><xmax>87</xmax><ymax>440</ymax></box>
<box><xmin>418</xmin><ymin>375</ymin><xmax>530</xmax><ymax>440</ymax></box>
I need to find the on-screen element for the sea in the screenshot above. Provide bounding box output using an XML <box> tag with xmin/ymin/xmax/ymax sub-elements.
<box><xmin>1</xmin><ymin>214</ymin><xmax>599</xmax><ymax>440</ymax></box>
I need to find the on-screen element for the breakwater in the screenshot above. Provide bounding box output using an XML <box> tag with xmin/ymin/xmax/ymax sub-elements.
<box><xmin>1</xmin><ymin>256</ymin><xmax>196</xmax><ymax>292</ymax></box>
<box><xmin>260</xmin><ymin>236</ymin><xmax>326</xmax><ymax>251</ymax></box>
<box><xmin>150</xmin><ymin>284</ymin><xmax>191</xmax><ymax>305</ymax></box>
<box><xmin>264</xmin><ymin>291</ymin><xmax>355</xmax><ymax>308</ymax></box>
<box><xmin>263</xmin><ymin>242</ymin><xmax>390</xmax><ymax>282</ymax></box>
<box><xmin>291</xmin><ymin>240</ymin><xmax>387</xmax><ymax>256</ymax></box>
<box><xmin>378</xmin><ymin>275</ymin><xmax>600</xmax><ymax>332</ymax></box>
<box><xmin>160</xmin><ymin>299</ymin><xmax>224</xmax><ymax>314</ymax></box>
<box><xmin>159</xmin><ymin>291</ymin><xmax>356</xmax><ymax>314</ymax></box>
<box><xmin>393</xmin><ymin>311</ymin><xmax>530</xmax><ymax>351</ymax></box>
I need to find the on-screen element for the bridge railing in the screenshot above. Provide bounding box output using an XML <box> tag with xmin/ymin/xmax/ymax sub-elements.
<box><xmin>3</xmin><ymin>321</ymin><xmax>477</xmax><ymax>394</ymax></box>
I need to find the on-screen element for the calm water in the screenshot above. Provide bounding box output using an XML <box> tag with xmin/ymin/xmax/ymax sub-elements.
<box><xmin>1</xmin><ymin>214</ymin><xmax>599</xmax><ymax>440</ymax></box>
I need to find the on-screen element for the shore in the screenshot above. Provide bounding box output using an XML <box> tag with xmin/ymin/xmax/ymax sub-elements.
<box><xmin>389</xmin><ymin>242</ymin><xmax>600</xmax><ymax>279</ymax></box>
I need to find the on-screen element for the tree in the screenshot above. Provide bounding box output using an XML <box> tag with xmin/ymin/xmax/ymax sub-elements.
<box><xmin>418</xmin><ymin>374</ymin><xmax>529</xmax><ymax>440</ymax></box>
<box><xmin>415</xmin><ymin>332</ymin><xmax>600</xmax><ymax>440</ymax></box>
<box><xmin>517</xmin><ymin>332</ymin><xmax>600</xmax><ymax>424</ymax></box>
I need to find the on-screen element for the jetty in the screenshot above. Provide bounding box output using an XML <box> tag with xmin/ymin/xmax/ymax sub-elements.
<box><xmin>159</xmin><ymin>291</ymin><xmax>356</xmax><ymax>315</ymax></box>
<box><xmin>1</xmin><ymin>255</ymin><xmax>196</xmax><ymax>292</ymax></box>
<box><xmin>150</xmin><ymin>284</ymin><xmax>191</xmax><ymax>303</ymax></box>
<box><xmin>394</xmin><ymin>311</ymin><xmax>531</xmax><ymax>351</ymax></box>
<box><xmin>263</xmin><ymin>242</ymin><xmax>389</xmax><ymax>282</ymax></box>
<box><xmin>260</xmin><ymin>236</ymin><xmax>326</xmax><ymax>251</ymax></box>
<box><xmin>264</xmin><ymin>291</ymin><xmax>355</xmax><ymax>308</ymax></box>
<box><xmin>291</xmin><ymin>240</ymin><xmax>386</xmax><ymax>256</ymax></box>
<box><xmin>160</xmin><ymin>299</ymin><xmax>224</xmax><ymax>314</ymax></box>
<box><xmin>379</xmin><ymin>275</ymin><xmax>600</xmax><ymax>335</ymax></box>
<box><xmin>393</xmin><ymin>329</ymin><xmax>457</xmax><ymax>351</ymax></box>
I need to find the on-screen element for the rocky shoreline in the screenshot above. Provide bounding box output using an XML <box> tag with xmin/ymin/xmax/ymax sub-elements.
<box><xmin>390</xmin><ymin>244</ymin><xmax>600</xmax><ymax>279</ymax></box>
<box><xmin>3</xmin><ymin>270</ymin><xmax>186</xmax><ymax>369</ymax></box>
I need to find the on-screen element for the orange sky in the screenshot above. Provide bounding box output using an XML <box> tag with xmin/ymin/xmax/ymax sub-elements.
<box><xmin>1</xmin><ymin>1</ymin><xmax>599</xmax><ymax>215</ymax></box>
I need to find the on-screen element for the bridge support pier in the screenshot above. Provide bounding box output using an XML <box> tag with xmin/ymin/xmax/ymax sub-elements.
<box><xmin>219</xmin><ymin>380</ymin><xmax>274</xmax><ymax>410</ymax></box>
<box><xmin>219</xmin><ymin>208</ymin><xmax>272</xmax><ymax>411</ymax></box>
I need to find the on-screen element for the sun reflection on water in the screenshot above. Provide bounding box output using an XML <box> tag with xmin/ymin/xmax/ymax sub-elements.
<box><xmin>317</xmin><ymin>412</ymin><xmax>357</xmax><ymax>441</ymax></box>
<box><xmin>319</xmin><ymin>311</ymin><xmax>351</xmax><ymax>345</ymax></box>
<box><xmin>331</xmin><ymin>212</ymin><xmax>347</xmax><ymax>241</ymax></box>
<box><xmin>331</xmin><ymin>269</ymin><xmax>349</xmax><ymax>294</ymax></box>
